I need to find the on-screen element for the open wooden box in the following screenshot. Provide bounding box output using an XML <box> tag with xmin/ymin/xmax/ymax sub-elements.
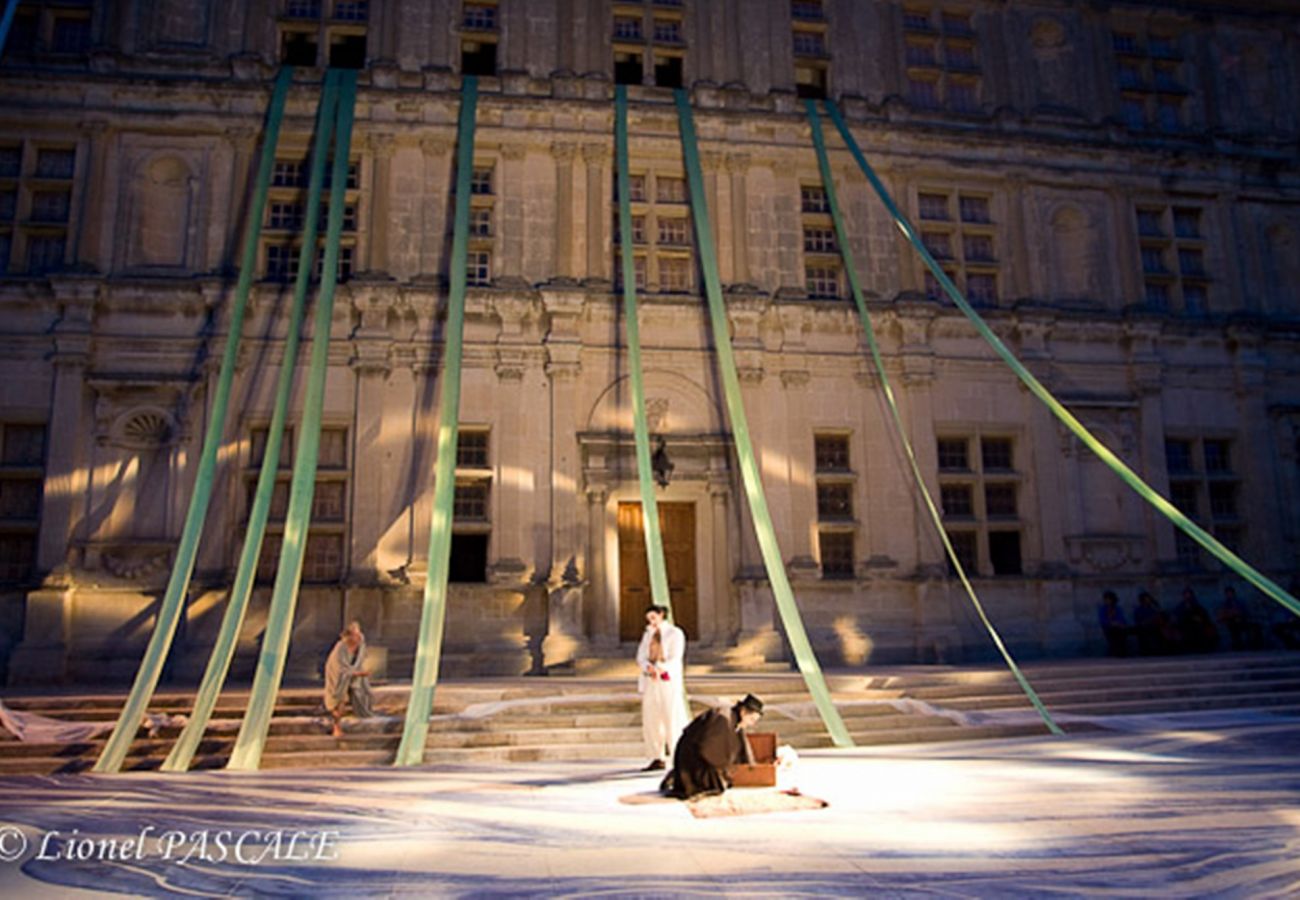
<box><xmin>727</xmin><ymin>731</ymin><xmax>777</xmax><ymax>788</ymax></box>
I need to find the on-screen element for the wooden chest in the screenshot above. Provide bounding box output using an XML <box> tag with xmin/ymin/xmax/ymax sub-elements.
<box><xmin>727</xmin><ymin>731</ymin><xmax>777</xmax><ymax>788</ymax></box>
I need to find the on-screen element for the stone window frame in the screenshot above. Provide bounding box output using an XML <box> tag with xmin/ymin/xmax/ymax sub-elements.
<box><xmin>612</xmin><ymin>0</ymin><xmax>686</xmax><ymax>89</ymax></box>
<box><xmin>1110</xmin><ymin>22</ymin><xmax>1190</xmax><ymax>133</ymax></box>
<box><xmin>914</xmin><ymin>185</ymin><xmax>1000</xmax><ymax>306</ymax></box>
<box><xmin>3</xmin><ymin>1</ymin><xmax>92</xmax><ymax>60</ymax></box>
<box><xmin>277</xmin><ymin>0</ymin><xmax>369</xmax><ymax>69</ymax></box>
<box><xmin>246</xmin><ymin>422</ymin><xmax>352</xmax><ymax>584</ymax></box>
<box><xmin>791</xmin><ymin>0</ymin><xmax>830</xmax><ymax>99</ymax></box>
<box><xmin>459</xmin><ymin>0</ymin><xmax>500</xmax><ymax>77</ymax></box>
<box><xmin>901</xmin><ymin>5</ymin><xmax>982</xmax><ymax>113</ymax></box>
<box><xmin>465</xmin><ymin>156</ymin><xmax>498</xmax><ymax>285</ymax></box>
<box><xmin>0</xmin><ymin>140</ymin><xmax>79</xmax><ymax>275</ymax></box>
<box><xmin>936</xmin><ymin>430</ymin><xmax>1024</xmax><ymax>577</ymax></box>
<box><xmin>451</xmin><ymin>427</ymin><xmax>493</xmax><ymax>583</ymax></box>
<box><xmin>814</xmin><ymin>431</ymin><xmax>857</xmax><ymax>580</ymax></box>
<box><xmin>1164</xmin><ymin>433</ymin><xmax>1241</xmax><ymax>569</ymax></box>
<box><xmin>801</xmin><ymin>180</ymin><xmax>841</xmax><ymax>299</ymax></box>
<box><xmin>614</xmin><ymin>168</ymin><xmax>695</xmax><ymax>295</ymax></box>
<box><xmin>0</xmin><ymin>421</ymin><xmax>46</xmax><ymax>585</ymax></box>
<box><xmin>1133</xmin><ymin>200</ymin><xmax>1210</xmax><ymax>316</ymax></box>
<box><xmin>261</xmin><ymin>150</ymin><xmax>364</xmax><ymax>284</ymax></box>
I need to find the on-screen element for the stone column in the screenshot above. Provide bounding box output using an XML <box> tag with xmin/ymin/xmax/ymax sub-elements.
<box><xmin>498</xmin><ymin>143</ymin><xmax>527</xmax><ymax>281</ymax></box>
<box><xmin>1005</xmin><ymin>176</ymin><xmax>1032</xmax><ymax>302</ymax></box>
<box><xmin>708</xmin><ymin>477</ymin><xmax>733</xmax><ymax>640</ymax></box>
<box><xmin>348</xmin><ymin>285</ymin><xmax>395</xmax><ymax>579</ymax></box>
<box><xmin>9</xmin><ymin>280</ymin><xmax>95</xmax><ymax>682</ymax></box>
<box><xmin>419</xmin><ymin>136</ymin><xmax>454</xmax><ymax>278</ymax></box>
<box><xmin>487</xmin><ymin>295</ymin><xmax>534</xmax><ymax>583</ymax></box>
<box><xmin>584</xmin><ymin>484</ymin><xmax>612</xmax><ymax>647</ymax></box>
<box><xmin>552</xmin><ymin>141</ymin><xmax>579</xmax><ymax>280</ymax></box>
<box><xmin>74</xmin><ymin>120</ymin><xmax>113</xmax><ymax>273</ymax></box>
<box><xmin>725</xmin><ymin>152</ymin><xmax>751</xmax><ymax>286</ymax></box>
<box><xmin>582</xmin><ymin>143</ymin><xmax>609</xmax><ymax>282</ymax></box>
<box><xmin>365</xmin><ymin>132</ymin><xmax>396</xmax><ymax>276</ymax></box>
<box><xmin>1126</xmin><ymin>321</ymin><xmax>1168</xmax><ymax>563</ymax></box>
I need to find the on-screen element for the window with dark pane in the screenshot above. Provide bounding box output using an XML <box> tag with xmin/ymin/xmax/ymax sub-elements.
<box><xmin>988</xmin><ymin>531</ymin><xmax>1022</xmax><ymax>575</ymax></box>
<box><xmin>946</xmin><ymin>530</ymin><xmax>977</xmax><ymax>574</ymax></box>
<box><xmin>819</xmin><ymin>531</ymin><xmax>855</xmax><ymax>580</ymax></box>
<box><xmin>941</xmin><ymin>484</ymin><xmax>973</xmax><ymax>518</ymax></box>
<box><xmin>454</xmin><ymin>482</ymin><xmax>490</xmax><ymax>521</ymax></box>
<box><xmin>1164</xmin><ymin>438</ymin><xmax>1193</xmax><ymax>474</ymax></box>
<box><xmin>457</xmin><ymin>431</ymin><xmax>489</xmax><ymax>468</ymax></box>
<box><xmin>449</xmin><ymin>532</ymin><xmax>489</xmax><ymax>582</ymax></box>
<box><xmin>814</xmin><ymin>434</ymin><xmax>850</xmax><ymax>472</ymax></box>
<box><xmin>937</xmin><ymin>438</ymin><xmax>969</xmax><ymax>471</ymax></box>
<box><xmin>980</xmin><ymin>437</ymin><xmax>1012</xmax><ymax>471</ymax></box>
<box><xmin>984</xmin><ymin>482</ymin><xmax>1017</xmax><ymax>518</ymax></box>
<box><xmin>816</xmin><ymin>482</ymin><xmax>853</xmax><ymax>521</ymax></box>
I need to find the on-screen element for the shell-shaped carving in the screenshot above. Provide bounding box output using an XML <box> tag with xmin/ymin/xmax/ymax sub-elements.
<box><xmin>120</xmin><ymin>410</ymin><xmax>173</xmax><ymax>448</ymax></box>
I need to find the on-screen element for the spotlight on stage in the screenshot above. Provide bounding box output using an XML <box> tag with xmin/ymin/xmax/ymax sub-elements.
<box><xmin>651</xmin><ymin>435</ymin><xmax>674</xmax><ymax>488</ymax></box>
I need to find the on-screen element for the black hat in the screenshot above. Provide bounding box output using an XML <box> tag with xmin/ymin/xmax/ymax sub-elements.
<box><xmin>736</xmin><ymin>694</ymin><xmax>764</xmax><ymax>715</ymax></box>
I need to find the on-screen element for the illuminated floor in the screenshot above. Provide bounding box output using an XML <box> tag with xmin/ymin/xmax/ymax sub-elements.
<box><xmin>0</xmin><ymin>711</ymin><xmax>1297</xmax><ymax>897</ymax></box>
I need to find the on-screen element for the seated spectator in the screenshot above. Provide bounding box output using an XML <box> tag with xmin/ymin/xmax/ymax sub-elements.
<box><xmin>1097</xmin><ymin>590</ymin><xmax>1130</xmax><ymax>657</ymax></box>
<box><xmin>1217</xmin><ymin>585</ymin><xmax>1262</xmax><ymax>651</ymax></box>
<box><xmin>1133</xmin><ymin>591</ymin><xmax>1168</xmax><ymax>655</ymax></box>
<box><xmin>1173</xmin><ymin>587</ymin><xmax>1219</xmax><ymax>654</ymax></box>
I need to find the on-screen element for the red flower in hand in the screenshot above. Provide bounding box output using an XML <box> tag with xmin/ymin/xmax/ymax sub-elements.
<box><xmin>660</xmin><ymin>672</ymin><xmax>671</xmax><ymax>681</ymax></box>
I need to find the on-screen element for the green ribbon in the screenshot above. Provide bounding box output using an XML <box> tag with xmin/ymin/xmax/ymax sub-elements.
<box><xmin>394</xmin><ymin>76</ymin><xmax>480</xmax><ymax>767</ymax></box>
<box><xmin>0</xmin><ymin>0</ymin><xmax>20</xmax><ymax>57</ymax></box>
<box><xmin>93</xmin><ymin>68</ymin><xmax>295</xmax><ymax>774</ymax></box>
<box><xmin>227</xmin><ymin>69</ymin><xmax>357</xmax><ymax>771</ymax></box>
<box><xmin>675</xmin><ymin>90</ymin><xmax>853</xmax><ymax>748</ymax></box>
<box><xmin>161</xmin><ymin>71</ymin><xmax>328</xmax><ymax>772</ymax></box>
<box><xmin>615</xmin><ymin>85</ymin><xmax>672</xmax><ymax>616</ymax></box>
<box><xmin>808</xmin><ymin>100</ymin><xmax>1062</xmax><ymax>735</ymax></box>
<box><xmin>823</xmin><ymin>99</ymin><xmax>1300</xmax><ymax>622</ymax></box>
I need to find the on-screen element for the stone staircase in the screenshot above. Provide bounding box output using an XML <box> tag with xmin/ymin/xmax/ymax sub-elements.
<box><xmin>2</xmin><ymin>651</ymin><xmax>1298</xmax><ymax>775</ymax></box>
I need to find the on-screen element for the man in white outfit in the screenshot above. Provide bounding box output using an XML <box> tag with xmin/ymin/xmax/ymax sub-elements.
<box><xmin>635</xmin><ymin>604</ymin><xmax>689</xmax><ymax>771</ymax></box>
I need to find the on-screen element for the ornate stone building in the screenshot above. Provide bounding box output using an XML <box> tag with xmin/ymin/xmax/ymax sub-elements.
<box><xmin>1</xmin><ymin>0</ymin><xmax>1298</xmax><ymax>684</ymax></box>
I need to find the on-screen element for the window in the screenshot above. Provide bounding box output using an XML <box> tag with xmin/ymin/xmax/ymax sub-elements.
<box><xmin>1</xmin><ymin>3</ymin><xmax>91</xmax><ymax>60</ymax></box>
<box><xmin>470</xmin><ymin>207</ymin><xmax>493</xmax><ymax>237</ymax></box>
<box><xmin>814</xmin><ymin>432</ymin><xmax>857</xmax><ymax>579</ymax></box>
<box><xmin>904</xmin><ymin>8</ymin><xmax>982</xmax><ymax>113</ymax></box>
<box><xmin>278</xmin><ymin>0</ymin><xmax>368</xmax><ymax>68</ymax></box>
<box><xmin>791</xmin><ymin>0</ymin><xmax>829</xmax><ymax>96</ymax></box>
<box><xmin>1110</xmin><ymin>28</ymin><xmax>1186</xmax><ymax>131</ymax></box>
<box><xmin>1165</xmin><ymin>435</ymin><xmax>1240</xmax><ymax>569</ymax></box>
<box><xmin>614</xmin><ymin>170</ymin><xmax>694</xmax><ymax>294</ymax></box>
<box><xmin>250</xmin><ymin>425</ymin><xmax>348</xmax><ymax>583</ymax></box>
<box><xmin>1135</xmin><ymin>204</ymin><xmax>1209</xmax><ymax>315</ymax></box>
<box><xmin>467</xmin><ymin>250</ymin><xmax>491</xmax><ymax>285</ymax></box>
<box><xmin>451</xmin><ymin>429</ymin><xmax>491</xmax><ymax>582</ymax></box>
<box><xmin>261</xmin><ymin>153</ymin><xmax>360</xmax><ymax>284</ymax></box>
<box><xmin>470</xmin><ymin>167</ymin><xmax>494</xmax><ymax>195</ymax></box>
<box><xmin>802</xmin><ymin>180</ymin><xmax>840</xmax><ymax>299</ymax></box>
<box><xmin>937</xmin><ymin>433</ymin><xmax>1023</xmax><ymax>576</ymax></box>
<box><xmin>0</xmin><ymin>142</ymin><xmax>77</xmax><ymax>275</ymax></box>
<box><xmin>917</xmin><ymin>189</ymin><xmax>998</xmax><ymax>305</ymax></box>
<box><xmin>0</xmin><ymin>422</ymin><xmax>45</xmax><ymax>584</ymax></box>
<box><xmin>613</xmin><ymin>4</ymin><xmax>685</xmax><ymax>87</ymax></box>
<box><xmin>463</xmin><ymin>2</ymin><xmax>497</xmax><ymax>31</ymax></box>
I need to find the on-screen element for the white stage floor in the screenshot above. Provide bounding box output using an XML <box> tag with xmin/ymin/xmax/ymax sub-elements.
<box><xmin>1</xmin><ymin>710</ymin><xmax>1297</xmax><ymax>897</ymax></box>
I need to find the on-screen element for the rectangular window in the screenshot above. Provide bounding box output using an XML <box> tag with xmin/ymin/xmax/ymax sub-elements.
<box><xmin>454</xmin><ymin>482</ymin><xmax>490</xmax><ymax>520</ymax></box>
<box><xmin>449</xmin><ymin>532</ymin><xmax>489</xmax><ymax>582</ymax></box>
<box><xmin>803</xmin><ymin>226</ymin><xmax>837</xmax><ymax>253</ymax></box>
<box><xmin>1137</xmin><ymin>204</ymin><xmax>1209</xmax><ymax>315</ymax></box>
<box><xmin>801</xmin><ymin>185</ymin><xmax>830</xmax><ymax>214</ymax></box>
<box><xmin>35</xmin><ymin>149</ymin><xmax>75</xmax><ymax>179</ymax></box>
<box><xmin>470</xmin><ymin>167</ymin><xmax>494</xmax><ymax>195</ymax></box>
<box><xmin>614</xmin><ymin>17</ymin><xmax>642</xmax><ymax>41</ymax></box>
<box><xmin>816</xmin><ymin>482</ymin><xmax>854</xmax><ymax>520</ymax></box>
<box><xmin>653</xmin><ymin>19</ymin><xmax>682</xmax><ymax>44</ymax></box>
<box><xmin>657</xmin><ymin>216</ymin><xmax>690</xmax><ymax>246</ymax></box>
<box><xmin>658</xmin><ymin>255</ymin><xmax>691</xmax><ymax>293</ymax></box>
<box><xmin>29</xmin><ymin>191</ymin><xmax>70</xmax><ymax>224</ymax></box>
<box><xmin>793</xmin><ymin>31</ymin><xmax>826</xmax><ymax>57</ymax></box>
<box><xmin>656</xmin><ymin>176</ymin><xmax>687</xmax><ymax>204</ymax></box>
<box><xmin>457</xmin><ymin>430</ymin><xmax>490</xmax><ymax>468</ymax></box>
<box><xmin>959</xmin><ymin>195</ymin><xmax>991</xmax><ymax>224</ymax></box>
<box><xmin>938</xmin><ymin>432</ymin><xmax>1024</xmax><ymax>576</ymax></box>
<box><xmin>249</xmin><ymin>424</ymin><xmax>347</xmax><ymax>582</ymax></box>
<box><xmin>814</xmin><ymin>434</ymin><xmax>850</xmax><ymax>472</ymax></box>
<box><xmin>919</xmin><ymin>193</ymin><xmax>950</xmax><ymax>221</ymax></box>
<box><xmin>467</xmin><ymin>250</ymin><xmax>491</xmax><ymax>285</ymax></box>
<box><xmin>805</xmin><ymin>264</ymin><xmax>840</xmax><ymax>299</ymax></box>
<box><xmin>333</xmin><ymin>1</ymin><xmax>369</xmax><ymax>23</ymax></box>
<box><xmin>818</xmin><ymin>531</ymin><xmax>855</xmax><ymax>579</ymax></box>
<box><xmin>463</xmin><ymin>3</ymin><xmax>497</xmax><ymax>31</ymax></box>
<box><xmin>470</xmin><ymin>207</ymin><xmax>493</xmax><ymax>237</ymax></box>
<box><xmin>26</xmin><ymin>235</ymin><xmax>66</xmax><ymax>274</ymax></box>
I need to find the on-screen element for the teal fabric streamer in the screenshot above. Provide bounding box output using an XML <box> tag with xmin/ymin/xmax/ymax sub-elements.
<box><xmin>93</xmin><ymin>68</ymin><xmax>295</xmax><ymax>773</ymax></box>
<box><xmin>807</xmin><ymin>100</ymin><xmax>1062</xmax><ymax>735</ymax></box>
<box><xmin>674</xmin><ymin>89</ymin><xmax>853</xmax><ymax>748</ymax></box>
<box><xmin>394</xmin><ymin>76</ymin><xmax>480</xmax><ymax>767</ymax></box>
<box><xmin>615</xmin><ymin>85</ymin><xmax>672</xmax><ymax>615</ymax></box>
<box><xmin>227</xmin><ymin>70</ymin><xmax>358</xmax><ymax>771</ymax></box>
<box><xmin>162</xmin><ymin>71</ymin><xmax>329</xmax><ymax>772</ymax></box>
<box><xmin>823</xmin><ymin>100</ymin><xmax>1300</xmax><ymax>623</ymax></box>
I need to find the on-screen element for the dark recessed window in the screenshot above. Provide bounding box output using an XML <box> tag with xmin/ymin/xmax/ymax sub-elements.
<box><xmin>988</xmin><ymin>531</ymin><xmax>1022</xmax><ymax>575</ymax></box>
<box><xmin>329</xmin><ymin>33</ymin><xmax>367</xmax><ymax>69</ymax></box>
<box><xmin>282</xmin><ymin>31</ymin><xmax>319</xmax><ymax>66</ymax></box>
<box><xmin>615</xmin><ymin>51</ymin><xmax>644</xmax><ymax>85</ymax></box>
<box><xmin>654</xmin><ymin>55</ymin><xmax>682</xmax><ymax>88</ymax></box>
<box><xmin>462</xmin><ymin>40</ymin><xmax>497</xmax><ymax>76</ymax></box>
<box><xmin>449</xmin><ymin>533</ymin><xmax>489</xmax><ymax>582</ymax></box>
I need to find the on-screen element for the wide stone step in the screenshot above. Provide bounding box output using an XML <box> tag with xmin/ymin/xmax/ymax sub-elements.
<box><xmin>903</xmin><ymin>665</ymin><xmax>1300</xmax><ymax>701</ymax></box>
<box><xmin>933</xmin><ymin>676</ymin><xmax>1300</xmax><ymax>710</ymax></box>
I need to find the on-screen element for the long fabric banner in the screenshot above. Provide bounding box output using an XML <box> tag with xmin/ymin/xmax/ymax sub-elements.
<box><xmin>162</xmin><ymin>73</ymin><xmax>336</xmax><ymax>772</ymax></box>
<box><xmin>674</xmin><ymin>90</ymin><xmax>853</xmax><ymax>748</ymax></box>
<box><xmin>823</xmin><ymin>100</ymin><xmax>1300</xmax><ymax>622</ymax></box>
<box><xmin>807</xmin><ymin>101</ymin><xmax>1061</xmax><ymax>735</ymax></box>
<box><xmin>0</xmin><ymin>0</ymin><xmax>19</xmax><ymax>58</ymax></box>
<box><xmin>393</xmin><ymin>76</ymin><xmax>480</xmax><ymax>767</ymax></box>
<box><xmin>93</xmin><ymin>68</ymin><xmax>295</xmax><ymax>773</ymax></box>
<box><xmin>614</xmin><ymin>85</ymin><xmax>672</xmax><ymax>615</ymax></box>
<box><xmin>227</xmin><ymin>69</ymin><xmax>358</xmax><ymax>771</ymax></box>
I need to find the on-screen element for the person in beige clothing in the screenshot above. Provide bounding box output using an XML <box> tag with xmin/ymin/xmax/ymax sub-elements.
<box><xmin>324</xmin><ymin>620</ymin><xmax>374</xmax><ymax>737</ymax></box>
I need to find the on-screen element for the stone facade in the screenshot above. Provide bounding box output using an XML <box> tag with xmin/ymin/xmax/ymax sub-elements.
<box><xmin>1</xmin><ymin>0</ymin><xmax>1299</xmax><ymax>684</ymax></box>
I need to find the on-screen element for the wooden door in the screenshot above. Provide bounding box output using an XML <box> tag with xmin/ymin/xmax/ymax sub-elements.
<box><xmin>618</xmin><ymin>502</ymin><xmax>698</xmax><ymax>641</ymax></box>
